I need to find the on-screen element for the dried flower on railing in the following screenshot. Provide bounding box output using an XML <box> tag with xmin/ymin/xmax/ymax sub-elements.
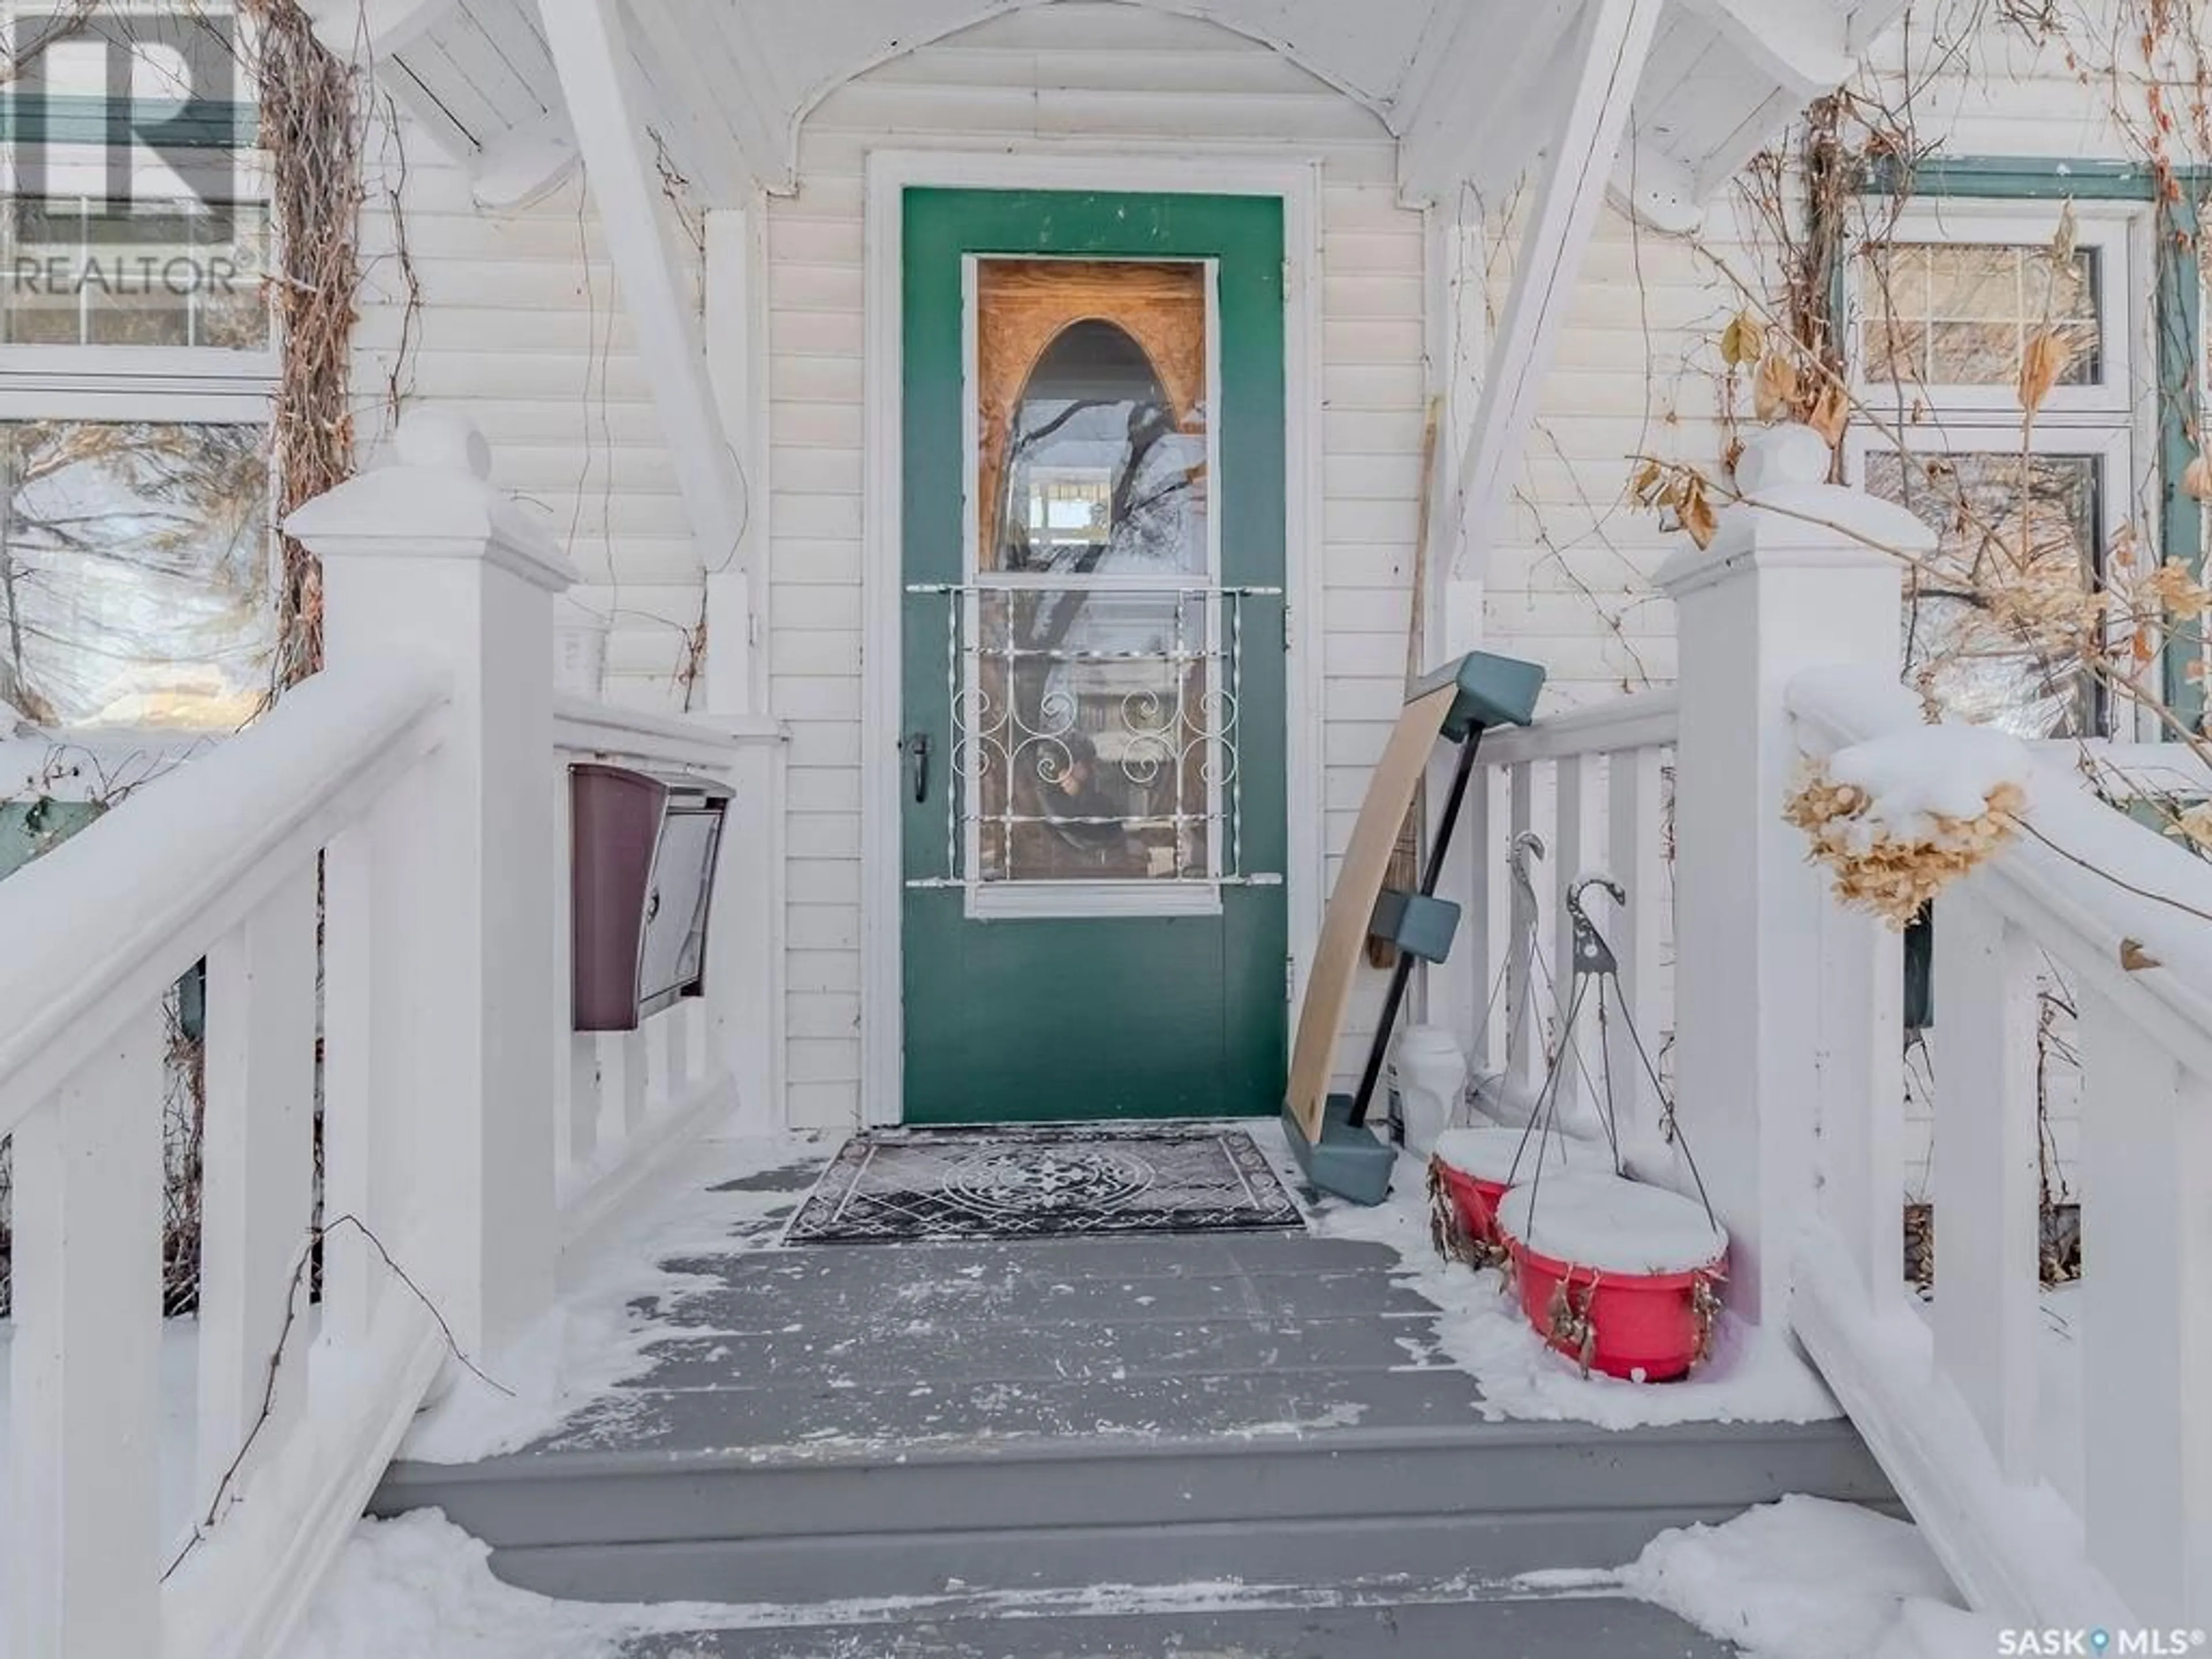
<box><xmin>1783</xmin><ymin>726</ymin><xmax>2033</xmax><ymax>926</ymax></box>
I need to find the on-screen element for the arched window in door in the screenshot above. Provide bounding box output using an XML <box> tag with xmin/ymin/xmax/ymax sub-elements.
<box><xmin>968</xmin><ymin>260</ymin><xmax>1221</xmax><ymax>885</ymax></box>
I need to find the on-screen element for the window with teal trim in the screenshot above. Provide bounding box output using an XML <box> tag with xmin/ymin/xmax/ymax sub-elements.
<box><xmin>0</xmin><ymin>5</ymin><xmax>274</xmax><ymax>733</ymax></box>
<box><xmin>1846</xmin><ymin>198</ymin><xmax>2146</xmax><ymax>741</ymax></box>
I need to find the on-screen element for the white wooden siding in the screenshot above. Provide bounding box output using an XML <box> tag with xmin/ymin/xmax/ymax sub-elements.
<box><xmin>354</xmin><ymin>0</ymin><xmax>2137</xmax><ymax>1164</ymax></box>
<box><xmin>764</xmin><ymin>3</ymin><xmax>1427</xmax><ymax>1128</ymax></box>
<box><xmin>354</xmin><ymin>103</ymin><xmax>708</xmax><ymax>715</ymax></box>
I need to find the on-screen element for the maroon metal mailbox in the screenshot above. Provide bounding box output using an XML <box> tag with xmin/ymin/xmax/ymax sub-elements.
<box><xmin>569</xmin><ymin>762</ymin><xmax>732</xmax><ymax>1032</ymax></box>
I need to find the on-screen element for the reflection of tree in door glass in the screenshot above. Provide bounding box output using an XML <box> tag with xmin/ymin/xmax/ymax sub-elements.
<box><xmin>972</xmin><ymin>260</ymin><xmax>1215</xmax><ymax>883</ymax></box>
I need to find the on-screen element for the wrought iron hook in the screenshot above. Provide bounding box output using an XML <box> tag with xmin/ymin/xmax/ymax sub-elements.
<box><xmin>1508</xmin><ymin>831</ymin><xmax>1546</xmax><ymax>913</ymax></box>
<box><xmin>1566</xmin><ymin>873</ymin><xmax>1626</xmax><ymax>978</ymax></box>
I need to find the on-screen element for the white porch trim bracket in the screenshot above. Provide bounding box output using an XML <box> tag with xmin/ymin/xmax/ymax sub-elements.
<box><xmin>1440</xmin><ymin>0</ymin><xmax>1666</xmax><ymax>591</ymax></box>
<box><xmin>536</xmin><ymin>0</ymin><xmax>757</xmax><ymax>707</ymax></box>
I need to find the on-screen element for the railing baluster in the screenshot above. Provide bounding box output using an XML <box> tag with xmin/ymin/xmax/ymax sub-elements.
<box><xmin>569</xmin><ymin>1033</ymin><xmax>602</xmax><ymax>1171</ymax></box>
<box><xmin>197</xmin><ymin>865</ymin><xmax>320</xmax><ymax>1513</ymax></box>
<box><xmin>1461</xmin><ymin>762</ymin><xmax>1499</xmax><ymax>1073</ymax></box>
<box><xmin>616</xmin><ymin>1028</ymin><xmax>650</xmax><ymax>1134</ymax></box>
<box><xmin>1604</xmin><ymin>746</ymin><xmax>1666</xmax><ymax>1152</ymax></box>
<box><xmin>552</xmin><ymin>759</ymin><xmax>578</xmax><ymax>1182</ymax></box>
<box><xmin>1930</xmin><ymin>883</ymin><xmax>2040</xmax><ymax>1482</ymax></box>
<box><xmin>2079</xmin><ymin>988</ymin><xmax>2212</xmax><ymax>1623</ymax></box>
<box><xmin>7</xmin><ymin>1008</ymin><xmax>165</xmax><ymax>1659</ymax></box>
<box><xmin>1505</xmin><ymin>761</ymin><xmax>1539</xmax><ymax>1100</ymax></box>
<box><xmin>319</xmin><ymin>819</ymin><xmax>378</xmax><ymax>1345</ymax></box>
<box><xmin>1552</xmin><ymin>754</ymin><xmax>1599</xmax><ymax>1134</ymax></box>
<box><xmin>1811</xmin><ymin>869</ymin><xmax>1904</xmax><ymax>1298</ymax></box>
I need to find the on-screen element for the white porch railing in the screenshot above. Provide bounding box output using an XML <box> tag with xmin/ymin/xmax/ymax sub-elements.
<box><xmin>1461</xmin><ymin>691</ymin><xmax>1678</xmax><ymax>1160</ymax></box>
<box><xmin>0</xmin><ymin>408</ymin><xmax>774</xmax><ymax>1657</ymax></box>
<box><xmin>1459</xmin><ymin>423</ymin><xmax>2202</xmax><ymax>1630</ymax></box>
<box><xmin>0</xmin><ymin>660</ymin><xmax>452</xmax><ymax>1659</ymax></box>
<box><xmin>1787</xmin><ymin>669</ymin><xmax>2212</xmax><ymax>1630</ymax></box>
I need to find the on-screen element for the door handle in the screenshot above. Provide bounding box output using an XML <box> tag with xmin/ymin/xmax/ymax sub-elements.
<box><xmin>905</xmin><ymin>732</ymin><xmax>931</xmax><ymax>803</ymax></box>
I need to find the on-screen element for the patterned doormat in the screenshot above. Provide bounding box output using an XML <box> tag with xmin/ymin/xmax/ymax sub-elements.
<box><xmin>782</xmin><ymin>1126</ymin><xmax>1307</xmax><ymax>1245</ymax></box>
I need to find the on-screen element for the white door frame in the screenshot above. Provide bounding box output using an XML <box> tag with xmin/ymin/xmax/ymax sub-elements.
<box><xmin>859</xmin><ymin>147</ymin><xmax>1324</xmax><ymax>1128</ymax></box>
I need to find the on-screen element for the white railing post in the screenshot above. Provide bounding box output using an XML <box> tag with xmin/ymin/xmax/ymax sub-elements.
<box><xmin>1655</xmin><ymin>425</ymin><xmax>1929</xmax><ymax>1325</ymax></box>
<box><xmin>287</xmin><ymin>407</ymin><xmax>582</xmax><ymax>1362</ymax></box>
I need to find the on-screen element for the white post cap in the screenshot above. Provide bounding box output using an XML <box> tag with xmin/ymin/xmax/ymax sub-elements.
<box><xmin>285</xmin><ymin>406</ymin><xmax>581</xmax><ymax>594</ymax></box>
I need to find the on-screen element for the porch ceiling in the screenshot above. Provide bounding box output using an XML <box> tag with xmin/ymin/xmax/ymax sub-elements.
<box><xmin>321</xmin><ymin>0</ymin><xmax>1905</xmax><ymax>221</ymax></box>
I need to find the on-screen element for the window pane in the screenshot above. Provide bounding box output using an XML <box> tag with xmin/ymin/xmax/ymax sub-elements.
<box><xmin>1860</xmin><ymin>242</ymin><xmax>2099</xmax><ymax>387</ymax></box>
<box><xmin>0</xmin><ymin>421</ymin><xmax>273</xmax><ymax>729</ymax></box>
<box><xmin>1</xmin><ymin>199</ymin><xmax>271</xmax><ymax>350</ymax></box>
<box><xmin>1867</xmin><ymin>449</ymin><xmax>2103</xmax><ymax>737</ymax></box>
<box><xmin>976</xmin><ymin>260</ymin><xmax>1209</xmax><ymax>577</ymax></box>
<box><xmin>971</xmin><ymin>589</ymin><xmax>1217</xmax><ymax>882</ymax></box>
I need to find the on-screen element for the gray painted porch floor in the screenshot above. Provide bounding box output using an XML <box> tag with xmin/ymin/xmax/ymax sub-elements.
<box><xmin>376</xmin><ymin>1132</ymin><xmax>1895</xmax><ymax>1656</ymax></box>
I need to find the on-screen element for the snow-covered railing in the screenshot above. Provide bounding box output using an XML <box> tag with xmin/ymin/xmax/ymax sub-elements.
<box><xmin>550</xmin><ymin>696</ymin><xmax>783</xmax><ymax>1254</ymax></box>
<box><xmin>0</xmin><ymin>408</ymin><xmax>686</xmax><ymax>1658</ymax></box>
<box><xmin>1460</xmin><ymin>691</ymin><xmax>1678</xmax><ymax>1155</ymax></box>
<box><xmin>1634</xmin><ymin>423</ymin><xmax>2196</xmax><ymax>1629</ymax></box>
<box><xmin>0</xmin><ymin>656</ymin><xmax>456</xmax><ymax>1658</ymax></box>
<box><xmin>1788</xmin><ymin>671</ymin><xmax>2209</xmax><ymax>1629</ymax></box>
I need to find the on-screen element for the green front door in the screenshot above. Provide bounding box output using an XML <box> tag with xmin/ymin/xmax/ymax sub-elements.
<box><xmin>900</xmin><ymin>188</ymin><xmax>1288</xmax><ymax>1124</ymax></box>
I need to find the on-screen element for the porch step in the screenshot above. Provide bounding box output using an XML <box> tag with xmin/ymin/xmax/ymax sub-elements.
<box><xmin>612</xmin><ymin>1586</ymin><xmax>1737</xmax><ymax>1657</ymax></box>
<box><xmin>373</xmin><ymin>1232</ymin><xmax>1896</xmax><ymax>1610</ymax></box>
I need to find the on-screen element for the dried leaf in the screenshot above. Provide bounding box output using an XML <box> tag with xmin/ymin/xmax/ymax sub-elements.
<box><xmin>1808</xmin><ymin>382</ymin><xmax>1849</xmax><ymax>448</ymax></box>
<box><xmin>2169</xmin><ymin>801</ymin><xmax>2212</xmax><ymax>850</ymax></box>
<box><xmin>2049</xmin><ymin>199</ymin><xmax>2078</xmax><ymax>267</ymax></box>
<box><xmin>1719</xmin><ymin>310</ymin><xmax>1764</xmax><ymax>369</ymax></box>
<box><xmin>2018</xmin><ymin>328</ymin><xmax>2072</xmax><ymax>415</ymax></box>
<box><xmin>2184</xmin><ymin>451</ymin><xmax>2212</xmax><ymax>501</ymax></box>
<box><xmin>1752</xmin><ymin>351</ymin><xmax>1800</xmax><ymax>422</ymax></box>
<box><xmin>1630</xmin><ymin>459</ymin><xmax>1664</xmax><ymax>505</ymax></box>
<box><xmin>2119</xmin><ymin>938</ymin><xmax>2162</xmax><ymax>972</ymax></box>
<box><xmin>1677</xmin><ymin>472</ymin><xmax>1719</xmax><ymax>550</ymax></box>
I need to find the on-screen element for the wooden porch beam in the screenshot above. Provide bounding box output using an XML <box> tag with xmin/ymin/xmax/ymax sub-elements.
<box><xmin>1395</xmin><ymin>0</ymin><xmax>1582</xmax><ymax>207</ymax></box>
<box><xmin>1678</xmin><ymin>0</ymin><xmax>1855</xmax><ymax>97</ymax></box>
<box><xmin>536</xmin><ymin>0</ymin><xmax>751</xmax><ymax>582</ymax></box>
<box><xmin>1443</xmin><ymin>0</ymin><xmax>1666</xmax><ymax>582</ymax></box>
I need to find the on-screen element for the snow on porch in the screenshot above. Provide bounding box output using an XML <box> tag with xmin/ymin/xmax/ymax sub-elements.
<box><xmin>275</xmin><ymin>1116</ymin><xmax>1971</xmax><ymax>1659</ymax></box>
<box><xmin>387</xmin><ymin>1117</ymin><xmax>1853</xmax><ymax>1467</ymax></box>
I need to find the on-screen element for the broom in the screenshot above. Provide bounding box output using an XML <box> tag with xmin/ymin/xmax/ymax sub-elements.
<box><xmin>1367</xmin><ymin>396</ymin><xmax>1444</xmax><ymax>969</ymax></box>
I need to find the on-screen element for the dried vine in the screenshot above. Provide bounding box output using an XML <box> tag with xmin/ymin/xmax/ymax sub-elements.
<box><xmin>246</xmin><ymin>0</ymin><xmax>363</xmax><ymax>693</ymax></box>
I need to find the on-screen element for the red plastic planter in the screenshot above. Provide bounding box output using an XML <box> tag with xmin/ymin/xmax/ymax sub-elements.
<box><xmin>1506</xmin><ymin>1241</ymin><xmax>1727</xmax><ymax>1381</ymax></box>
<box><xmin>1436</xmin><ymin>1160</ymin><xmax>1506</xmax><ymax>1247</ymax></box>
<box><xmin>1496</xmin><ymin>1173</ymin><xmax>1728</xmax><ymax>1382</ymax></box>
<box><xmin>1431</xmin><ymin>1127</ymin><xmax>1594</xmax><ymax>1251</ymax></box>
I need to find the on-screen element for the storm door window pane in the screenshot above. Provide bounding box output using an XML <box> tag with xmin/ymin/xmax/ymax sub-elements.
<box><xmin>0</xmin><ymin>421</ymin><xmax>274</xmax><ymax>728</ymax></box>
<box><xmin>976</xmin><ymin>260</ymin><xmax>1208</xmax><ymax>577</ymax></box>
<box><xmin>1868</xmin><ymin>449</ymin><xmax>2103</xmax><ymax>738</ymax></box>
<box><xmin>971</xmin><ymin>589</ymin><xmax>1220</xmax><ymax>884</ymax></box>
<box><xmin>0</xmin><ymin>198</ymin><xmax>271</xmax><ymax>350</ymax></box>
<box><xmin>1861</xmin><ymin>243</ymin><xmax>2100</xmax><ymax>387</ymax></box>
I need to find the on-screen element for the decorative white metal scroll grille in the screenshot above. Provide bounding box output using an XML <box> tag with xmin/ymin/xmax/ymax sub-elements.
<box><xmin>906</xmin><ymin>581</ymin><xmax>1282</xmax><ymax>891</ymax></box>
